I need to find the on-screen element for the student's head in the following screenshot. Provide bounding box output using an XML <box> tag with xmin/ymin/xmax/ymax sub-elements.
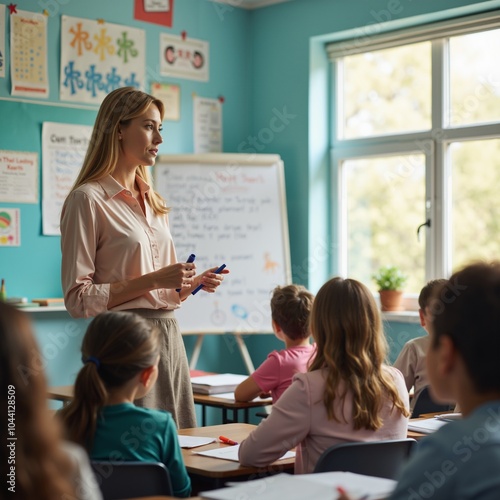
<box><xmin>428</xmin><ymin>262</ymin><xmax>500</xmax><ymax>401</ymax></box>
<box><xmin>270</xmin><ymin>284</ymin><xmax>314</xmax><ymax>340</ymax></box>
<box><xmin>418</xmin><ymin>278</ymin><xmax>448</xmax><ymax>331</ymax></box>
<box><xmin>309</xmin><ymin>277</ymin><xmax>409</xmax><ymax>429</ymax></box>
<box><xmin>0</xmin><ymin>303</ymin><xmax>75</xmax><ymax>499</ymax></box>
<box><xmin>60</xmin><ymin>311</ymin><xmax>160</xmax><ymax>449</ymax></box>
<box><xmin>69</xmin><ymin>86</ymin><xmax>167</xmax><ymax>215</ymax></box>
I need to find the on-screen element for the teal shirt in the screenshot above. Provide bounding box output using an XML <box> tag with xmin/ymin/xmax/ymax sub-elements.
<box><xmin>90</xmin><ymin>403</ymin><xmax>191</xmax><ymax>498</ymax></box>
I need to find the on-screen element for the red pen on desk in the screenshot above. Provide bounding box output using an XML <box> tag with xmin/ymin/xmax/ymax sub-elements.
<box><xmin>219</xmin><ymin>435</ymin><xmax>238</xmax><ymax>446</ymax></box>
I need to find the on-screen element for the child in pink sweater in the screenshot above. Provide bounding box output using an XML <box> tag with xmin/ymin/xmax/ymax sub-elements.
<box><xmin>234</xmin><ymin>284</ymin><xmax>315</xmax><ymax>404</ymax></box>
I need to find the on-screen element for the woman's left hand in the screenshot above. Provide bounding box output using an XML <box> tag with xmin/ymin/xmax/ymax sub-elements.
<box><xmin>196</xmin><ymin>266</ymin><xmax>230</xmax><ymax>293</ymax></box>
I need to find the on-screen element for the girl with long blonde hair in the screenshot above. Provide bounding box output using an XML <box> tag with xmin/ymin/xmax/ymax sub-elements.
<box><xmin>239</xmin><ymin>277</ymin><xmax>409</xmax><ymax>474</ymax></box>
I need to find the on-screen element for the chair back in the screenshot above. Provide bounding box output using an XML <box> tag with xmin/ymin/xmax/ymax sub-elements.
<box><xmin>313</xmin><ymin>438</ymin><xmax>417</xmax><ymax>478</ymax></box>
<box><xmin>412</xmin><ymin>386</ymin><xmax>455</xmax><ymax>418</ymax></box>
<box><xmin>91</xmin><ymin>461</ymin><xmax>173</xmax><ymax>500</ymax></box>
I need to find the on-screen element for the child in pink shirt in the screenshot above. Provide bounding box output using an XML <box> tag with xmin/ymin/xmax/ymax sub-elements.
<box><xmin>234</xmin><ymin>284</ymin><xmax>315</xmax><ymax>404</ymax></box>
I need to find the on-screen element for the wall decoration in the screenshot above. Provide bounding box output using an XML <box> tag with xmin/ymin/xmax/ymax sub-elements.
<box><xmin>60</xmin><ymin>15</ymin><xmax>145</xmax><ymax>104</ymax></box>
<box><xmin>193</xmin><ymin>96</ymin><xmax>222</xmax><ymax>153</ymax></box>
<box><xmin>0</xmin><ymin>150</ymin><xmax>38</xmax><ymax>203</ymax></box>
<box><xmin>42</xmin><ymin>122</ymin><xmax>93</xmax><ymax>236</ymax></box>
<box><xmin>10</xmin><ymin>9</ymin><xmax>49</xmax><ymax>98</ymax></box>
<box><xmin>0</xmin><ymin>4</ymin><xmax>5</xmax><ymax>78</ymax></box>
<box><xmin>150</xmin><ymin>82</ymin><xmax>180</xmax><ymax>121</ymax></box>
<box><xmin>0</xmin><ymin>208</ymin><xmax>20</xmax><ymax>247</ymax></box>
<box><xmin>160</xmin><ymin>32</ymin><xmax>208</xmax><ymax>82</ymax></box>
<box><xmin>134</xmin><ymin>0</ymin><xmax>173</xmax><ymax>27</ymax></box>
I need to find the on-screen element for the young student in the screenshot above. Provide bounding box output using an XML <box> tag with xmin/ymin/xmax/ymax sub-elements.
<box><xmin>393</xmin><ymin>279</ymin><xmax>448</xmax><ymax>409</ymax></box>
<box><xmin>234</xmin><ymin>284</ymin><xmax>315</xmax><ymax>403</ymax></box>
<box><xmin>0</xmin><ymin>302</ymin><xmax>102</xmax><ymax>500</ymax></box>
<box><xmin>340</xmin><ymin>262</ymin><xmax>500</xmax><ymax>500</ymax></box>
<box><xmin>238</xmin><ymin>277</ymin><xmax>410</xmax><ymax>474</ymax></box>
<box><xmin>60</xmin><ymin>311</ymin><xmax>191</xmax><ymax>498</ymax></box>
<box><xmin>60</xmin><ymin>86</ymin><xmax>228</xmax><ymax>428</ymax></box>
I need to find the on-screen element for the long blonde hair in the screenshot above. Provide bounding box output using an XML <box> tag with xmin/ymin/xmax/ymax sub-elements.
<box><xmin>60</xmin><ymin>311</ymin><xmax>160</xmax><ymax>450</ymax></box>
<box><xmin>309</xmin><ymin>277</ymin><xmax>409</xmax><ymax>430</ymax></box>
<box><xmin>70</xmin><ymin>86</ymin><xmax>167</xmax><ymax>216</ymax></box>
<box><xmin>0</xmin><ymin>303</ymin><xmax>75</xmax><ymax>499</ymax></box>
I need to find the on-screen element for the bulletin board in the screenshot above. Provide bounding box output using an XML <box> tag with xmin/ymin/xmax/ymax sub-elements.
<box><xmin>154</xmin><ymin>153</ymin><xmax>291</xmax><ymax>334</ymax></box>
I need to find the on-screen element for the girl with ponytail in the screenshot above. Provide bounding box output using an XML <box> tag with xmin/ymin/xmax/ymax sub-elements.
<box><xmin>60</xmin><ymin>311</ymin><xmax>191</xmax><ymax>498</ymax></box>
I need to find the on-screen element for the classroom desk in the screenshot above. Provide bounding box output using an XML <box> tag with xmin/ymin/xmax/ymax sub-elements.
<box><xmin>178</xmin><ymin>423</ymin><xmax>294</xmax><ymax>493</ymax></box>
<box><xmin>47</xmin><ymin>385</ymin><xmax>74</xmax><ymax>405</ymax></box>
<box><xmin>193</xmin><ymin>393</ymin><xmax>271</xmax><ymax>426</ymax></box>
<box><xmin>407</xmin><ymin>417</ymin><xmax>435</xmax><ymax>441</ymax></box>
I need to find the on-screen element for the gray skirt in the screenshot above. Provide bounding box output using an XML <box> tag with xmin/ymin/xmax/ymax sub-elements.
<box><xmin>132</xmin><ymin>309</ymin><xmax>196</xmax><ymax>429</ymax></box>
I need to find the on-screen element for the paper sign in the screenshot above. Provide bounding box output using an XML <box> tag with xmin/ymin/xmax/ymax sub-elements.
<box><xmin>160</xmin><ymin>33</ymin><xmax>209</xmax><ymax>82</ymax></box>
<box><xmin>144</xmin><ymin>0</ymin><xmax>170</xmax><ymax>12</ymax></box>
<box><xmin>0</xmin><ymin>151</ymin><xmax>38</xmax><ymax>203</ymax></box>
<box><xmin>193</xmin><ymin>96</ymin><xmax>222</xmax><ymax>153</ymax></box>
<box><xmin>0</xmin><ymin>208</ymin><xmax>20</xmax><ymax>247</ymax></box>
<box><xmin>134</xmin><ymin>0</ymin><xmax>173</xmax><ymax>27</ymax></box>
<box><xmin>60</xmin><ymin>15</ymin><xmax>145</xmax><ymax>104</ymax></box>
<box><xmin>10</xmin><ymin>9</ymin><xmax>49</xmax><ymax>98</ymax></box>
<box><xmin>150</xmin><ymin>82</ymin><xmax>180</xmax><ymax>121</ymax></box>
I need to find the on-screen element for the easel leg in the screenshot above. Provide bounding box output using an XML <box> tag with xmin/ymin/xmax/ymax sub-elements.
<box><xmin>189</xmin><ymin>334</ymin><xmax>205</xmax><ymax>370</ymax></box>
<box><xmin>233</xmin><ymin>333</ymin><xmax>256</xmax><ymax>373</ymax></box>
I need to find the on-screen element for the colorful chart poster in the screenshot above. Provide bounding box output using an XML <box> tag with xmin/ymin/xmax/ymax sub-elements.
<box><xmin>60</xmin><ymin>15</ymin><xmax>145</xmax><ymax>104</ymax></box>
<box><xmin>160</xmin><ymin>33</ymin><xmax>209</xmax><ymax>82</ymax></box>
<box><xmin>193</xmin><ymin>96</ymin><xmax>222</xmax><ymax>153</ymax></box>
<box><xmin>134</xmin><ymin>0</ymin><xmax>173</xmax><ymax>27</ymax></box>
<box><xmin>150</xmin><ymin>82</ymin><xmax>180</xmax><ymax>121</ymax></box>
<box><xmin>0</xmin><ymin>4</ymin><xmax>5</xmax><ymax>78</ymax></box>
<box><xmin>10</xmin><ymin>10</ymin><xmax>49</xmax><ymax>98</ymax></box>
<box><xmin>42</xmin><ymin>122</ymin><xmax>93</xmax><ymax>235</ymax></box>
<box><xmin>0</xmin><ymin>209</ymin><xmax>20</xmax><ymax>247</ymax></box>
<box><xmin>0</xmin><ymin>151</ymin><xmax>38</xmax><ymax>203</ymax></box>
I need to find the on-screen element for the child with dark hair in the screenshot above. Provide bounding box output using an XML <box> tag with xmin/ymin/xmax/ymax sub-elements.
<box><xmin>234</xmin><ymin>284</ymin><xmax>315</xmax><ymax>403</ymax></box>
<box><xmin>60</xmin><ymin>311</ymin><xmax>191</xmax><ymax>498</ymax></box>
<box><xmin>394</xmin><ymin>279</ymin><xmax>448</xmax><ymax>409</ymax></box>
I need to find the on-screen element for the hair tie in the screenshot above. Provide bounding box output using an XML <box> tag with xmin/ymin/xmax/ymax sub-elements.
<box><xmin>83</xmin><ymin>356</ymin><xmax>101</xmax><ymax>369</ymax></box>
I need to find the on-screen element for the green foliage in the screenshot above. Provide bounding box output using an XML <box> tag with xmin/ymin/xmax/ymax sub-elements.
<box><xmin>372</xmin><ymin>266</ymin><xmax>408</xmax><ymax>291</ymax></box>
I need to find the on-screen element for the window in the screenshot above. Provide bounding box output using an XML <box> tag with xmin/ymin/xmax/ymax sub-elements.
<box><xmin>327</xmin><ymin>12</ymin><xmax>500</xmax><ymax>294</ymax></box>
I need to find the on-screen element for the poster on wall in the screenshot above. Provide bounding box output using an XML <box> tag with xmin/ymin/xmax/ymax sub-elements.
<box><xmin>60</xmin><ymin>15</ymin><xmax>145</xmax><ymax>104</ymax></box>
<box><xmin>0</xmin><ymin>4</ymin><xmax>5</xmax><ymax>78</ymax></box>
<box><xmin>150</xmin><ymin>82</ymin><xmax>180</xmax><ymax>121</ymax></box>
<box><xmin>0</xmin><ymin>151</ymin><xmax>38</xmax><ymax>203</ymax></box>
<box><xmin>134</xmin><ymin>0</ymin><xmax>173</xmax><ymax>27</ymax></box>
<box><xmin>0</xmin><ymin>208</ymin><xmax>20</xmax><ymax>247</ymax></box>
<box><xmin>160</xmin><ymin>33</ymin><xmax>209</xmax><ymax>82</ymax></box>
<box><xmin>42</xmin><ymin>122</ymin><xmax>93</xmax><ymax>235</ymax></box>
<box><xmin>193</xmin><ymin>96</ymin><xmax>222</xmax><ymax>153</ymax></box>
<box><xmin>10</xmin><ymin>9</ymin><xmax>49</xmax><ymax>98</ymax></box>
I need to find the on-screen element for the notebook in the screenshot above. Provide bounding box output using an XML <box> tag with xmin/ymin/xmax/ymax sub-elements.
<box><xmin>191</xmin><ymin>373</ymin><xmax>247</xmax><ymax>395</ymax></box>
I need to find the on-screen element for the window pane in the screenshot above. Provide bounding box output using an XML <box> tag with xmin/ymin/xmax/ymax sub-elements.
<box><xmin>342</xmin><ymin>42</ymin><xmax>431</xmax><ymax>139</ymax></box>
<box><xmin>451</xmin><ymin>139</ymin><xmax>500</xmax><ymax>271</ymax></box>
<box><xmin>450</xmin><ymin>29</ymin><xmax>500</xmax><ymax>127</ymax></box>
<box><xmin>344</xmin><ymin>155</ymin><xmax>426</xmax><ymax>293</ymax></box>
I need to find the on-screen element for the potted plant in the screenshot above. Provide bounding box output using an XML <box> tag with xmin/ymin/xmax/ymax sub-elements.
<box><xmin>372</xmin><ymin>265</ymin><xmax>408</xmax><ymax>311</ymax></box>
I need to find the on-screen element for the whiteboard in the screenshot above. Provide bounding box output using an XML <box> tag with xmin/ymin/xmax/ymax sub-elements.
<box><xmin>154</xmin><ymin>154</ymin><xmax>291</xmax><ymax>333</ymax></box>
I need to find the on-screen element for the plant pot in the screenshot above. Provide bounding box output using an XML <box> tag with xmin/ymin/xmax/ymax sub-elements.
<box><xmin>379</xmin><ymin>290</ymin><xmax>404</xmax><ymax>311</ymax></box>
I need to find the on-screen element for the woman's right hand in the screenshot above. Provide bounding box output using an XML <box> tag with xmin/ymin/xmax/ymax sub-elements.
<box><xmin>153</xmin><ymin>262</ymin><xmax>197</xmax><ymax>290</ymax></box>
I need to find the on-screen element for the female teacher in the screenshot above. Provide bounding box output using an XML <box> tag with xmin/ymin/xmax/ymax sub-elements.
<box><xmin>60</xmin><ymin>86</ymin><xmax>228</xmax><ymax>428</ymax></box>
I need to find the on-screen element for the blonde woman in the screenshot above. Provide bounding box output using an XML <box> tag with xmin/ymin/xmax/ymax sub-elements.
<box><xmin>239</xmin><ymin>277</ymin><xmax>410</xmax><ymax>474</ymax></box>
<box><xmin>61</xmin><ymin>87</ymin><xmax>228</xmax><ymax>428</ymax></box>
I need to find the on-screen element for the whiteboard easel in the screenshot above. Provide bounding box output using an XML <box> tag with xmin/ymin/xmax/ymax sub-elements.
<box><xmin>154</xmin><ymin>154</ymin><xmax>291</xmax><ymax>371</ymax></box>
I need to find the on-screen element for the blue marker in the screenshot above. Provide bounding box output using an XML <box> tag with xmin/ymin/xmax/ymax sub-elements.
<box><xmin>176</xmin><ymin>254</ymin><xmax>196</xmax><ymax>292</ymax></box>
<box><xmin>192</xmin><ymin>264</ymin><xmax>226</xmax><ymax>295</ymax></box>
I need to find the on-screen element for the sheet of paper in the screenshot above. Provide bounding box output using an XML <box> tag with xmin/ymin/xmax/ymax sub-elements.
<box><xmin>200</xmin><ymin>472</ymin><xmax>396</xmax><ymax>500</ymax></box>
<box><xmin>177</xmin><ymin>435</ymin><xmax>215</xmax><ymax>449</ymax></box>
<box><xmin>213</xmin><ymin>392</ymin><xmax>271</xmax><ymax>403</ymax></box>
<box><xmin>191</xmin><ymin>374</ymin><xmax>247</xmax><ymax>387</ymax></box>
<box><xmin>195</xmin><ymin>444</ymin><xmax>295</xmax><ymax>463</ymax></box>
<box><xmin>408</xmin><ymin>418</ymin><xmax>448</xmax><ymax>434</ymax></box>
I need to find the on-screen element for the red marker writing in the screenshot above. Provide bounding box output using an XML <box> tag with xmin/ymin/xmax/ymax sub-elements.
<box><xmin>219</xmin><ymin>435</ymin><xmax>238</xmax><ymax>445</ymax></box>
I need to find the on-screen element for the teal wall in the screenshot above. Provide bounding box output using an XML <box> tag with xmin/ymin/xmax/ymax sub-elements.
<box><xmin>1</xmin><ymin>0</ymin><xmax>496</xmax><ymax>424</ymax></box>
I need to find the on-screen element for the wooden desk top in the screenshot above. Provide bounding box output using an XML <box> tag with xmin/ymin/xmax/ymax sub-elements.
<box><xmin>47</xmin><ymin>385</ymin><xmax>74</xmax><ymax>402</ymax></box>
<box><xmin>178</xmin><ymin>423</ymin><xmax>294</xmax><ymax>478</ymax></box>
<box><xmin>193</xmin><ymin>393</ymin><xmax>272</xmax><ymax>409</ymax></box>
